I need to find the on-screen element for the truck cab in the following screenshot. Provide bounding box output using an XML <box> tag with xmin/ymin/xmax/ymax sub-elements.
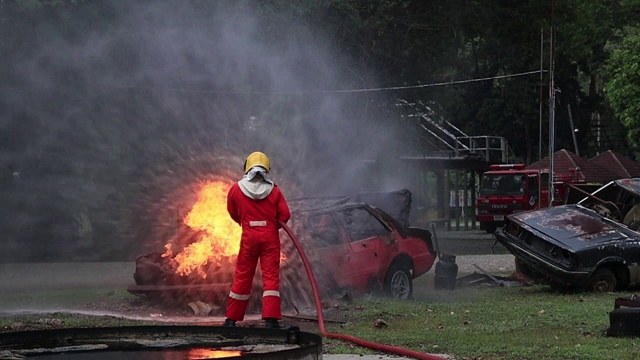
<box><xmin>476</xmin><ymin>164</ymin><xmax>550</xmax><ymax>233</ymax></box>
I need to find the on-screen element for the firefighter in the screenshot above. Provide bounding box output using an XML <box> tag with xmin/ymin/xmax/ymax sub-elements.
<box><xmin>224</xmin><ymin>151</ymin><xmax>291</xmax><ymax>329</ymax></box>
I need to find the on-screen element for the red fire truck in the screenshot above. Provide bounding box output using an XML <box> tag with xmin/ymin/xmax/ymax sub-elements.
<box><xmin>476</xmin><ymin>164</ymin><xmax>586</xmax><ymax>233</ymax></box>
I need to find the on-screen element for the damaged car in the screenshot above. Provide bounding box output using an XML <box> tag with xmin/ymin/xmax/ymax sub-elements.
<box><xmin>494</xmin><ymin>178</ymin><xmax>640</xmax><ymax>292</ymax></box>
<box><xmin>291</xmin><ymin>198</ymin><xmax>437</xmax><ymax>299</ymax></box>
<box><xmin>129</xmin><ymin>188</ymin><xmax>436</xmax><ymax>314</ymax></box>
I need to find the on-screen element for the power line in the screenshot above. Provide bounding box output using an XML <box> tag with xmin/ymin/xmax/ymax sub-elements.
<box><xmin>3</xmin><ymin>69</ymin><xmax>546</xmax><ymax>96</ymax></box>
<box><xmin>323</xmin><ymin>69</ymin><xmax>546</xmax><ymax>94</ymax></box>
<box><xmin>119</xmin><ymin>69</ymin><xmax>546</xmax><ymax>95</ymax></box>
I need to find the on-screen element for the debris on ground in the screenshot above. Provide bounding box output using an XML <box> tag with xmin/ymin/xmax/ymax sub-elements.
<box><xmin>188</xmin><ymin>301</ymin><xmax>216</xmax><ymax>316</ymax></box>
<box><xmin>373</xmin><ymin>318</ymin><xmax>388</xmax><ymax>328</ymax></box>
<box><xmin>456</xmin><ymin>272</ymin><xmax>525</xmax><ymax>288</ymax></box>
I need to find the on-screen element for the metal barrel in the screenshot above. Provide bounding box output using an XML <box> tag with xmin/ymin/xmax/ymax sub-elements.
<box><xmin>434</xmin><ymin>254</ymin><xmax>458</xmax><ymax>290</ymax></box>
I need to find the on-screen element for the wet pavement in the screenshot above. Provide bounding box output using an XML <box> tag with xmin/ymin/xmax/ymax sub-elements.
<box><xmin>434</xmin><ymin>227</ymin><xmax>508</xmax><ymax>256</ymax></box>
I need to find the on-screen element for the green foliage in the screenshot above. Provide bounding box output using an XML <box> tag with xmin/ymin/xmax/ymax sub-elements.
<box><xmin>604</xmin><ymin>34</ymin><xmax>640</xmax><ymax>151</ymax></box>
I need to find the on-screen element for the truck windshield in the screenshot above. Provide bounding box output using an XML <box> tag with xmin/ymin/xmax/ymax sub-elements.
<box><xmin>480</xmin><ymin>173</ymin><xmax>526</xmax><ymax>196</ymax></box>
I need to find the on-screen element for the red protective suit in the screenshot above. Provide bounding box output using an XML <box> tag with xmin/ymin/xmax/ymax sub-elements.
<box><xmin>225</xmin><ymin>176</ymin><xmax>291</xmax><ymax>321</ymax></box>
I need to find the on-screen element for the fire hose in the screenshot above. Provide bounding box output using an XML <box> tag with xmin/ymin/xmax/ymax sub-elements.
<box><xmin>278</xmin><ymin>220</ymin><xmax>446</xmax><ymax>360</ymax></box>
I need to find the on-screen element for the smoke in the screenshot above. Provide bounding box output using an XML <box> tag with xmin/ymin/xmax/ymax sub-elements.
<box><xmin>0</xmin><ymin>1</ymin><xmax>414</xmax><ymax>263</ymax></box>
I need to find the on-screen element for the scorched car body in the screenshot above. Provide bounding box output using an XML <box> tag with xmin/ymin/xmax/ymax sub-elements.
<box><xmin>495</xmin><ymin>178</ymin><xmax>640</xmax><ymax>292</ymax></box>
<box><xmin>294</xmin><ymin>200</ymin><xmax>436</xmax><ymax>299</ymax></box>
<box><xmin>129</xmin><ymin>189</ymin><xmax>436</xmax><ymax>311</ymax></box>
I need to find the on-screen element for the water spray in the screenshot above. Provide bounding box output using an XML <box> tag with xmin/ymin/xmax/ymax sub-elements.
<box><xmin>279</xmin><ymin>220</ymin><xmax>446</xmax><ymax>360</ymax></box>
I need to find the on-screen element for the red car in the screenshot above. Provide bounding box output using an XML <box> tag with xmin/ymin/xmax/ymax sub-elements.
<box><xmin>290</xmin><ymin>198</ymin><xmax>437</xmax><ymax>299</ymax></box>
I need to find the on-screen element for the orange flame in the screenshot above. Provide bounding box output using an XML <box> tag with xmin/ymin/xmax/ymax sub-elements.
<box><xmin>186</xmin><ymin>348</ymin><xmax>242</xmax><ymax>359</ymax></box>
<box><xmin>163</xmin><ymin>180</ymin><xmax>241</xmax><ymax>277</ymax></box>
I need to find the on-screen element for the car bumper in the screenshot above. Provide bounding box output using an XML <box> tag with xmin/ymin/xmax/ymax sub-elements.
<box><xmin>412</xmin><ymin>253</ymin><xmax>436</xmax><ymax>277</ymax></box>
<box><xmin>477</xmin><ymin>215</ymin><xmax>506</xmax><ymax>222</ymax></box>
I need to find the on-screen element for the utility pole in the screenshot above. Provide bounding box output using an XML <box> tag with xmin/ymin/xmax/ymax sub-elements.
<box><xmin>548</xmin><ymin>0</ymin><xmax>556</xmax><ymax>205</ymax></box>
<box><xmin>539</xmin><ymin>28</ymin><xmax>544</xmax><ymax>206</ymax></box>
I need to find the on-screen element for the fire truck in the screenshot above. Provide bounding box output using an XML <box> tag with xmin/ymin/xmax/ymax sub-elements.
<box><xmin>476</xmin><ymin>164</ymin><xmax>586</xmax><ymax>233</ymax></box>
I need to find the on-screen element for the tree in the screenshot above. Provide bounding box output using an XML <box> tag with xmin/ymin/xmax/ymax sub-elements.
<box><xmin>604</xmin><ymin>33</ymin><xmax>640</xmax><ymax>154</ymax></box>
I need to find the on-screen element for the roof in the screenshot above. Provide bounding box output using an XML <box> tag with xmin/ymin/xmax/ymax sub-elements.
<box><xmin>526</xmin><ymin>149</ymin><xmax>618</xmax><ymax>184</ymax></box>
<box><xmin>289</xmin><ymin>189</ymin><xmax>413</xmax><ymax>227</ymax></box>
<box><xmin>589</xmin><ymin>150</ymin><xmax>640</xmax><ymax>178</ymax></box>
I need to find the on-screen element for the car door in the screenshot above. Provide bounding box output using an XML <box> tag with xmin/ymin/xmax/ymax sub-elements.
<box><xmin>335</xmin><ymin>207</ymin><xmax>392</xmax><ymax>291</ymax></box>
<box><xmin>305</xmin><ymin>212</ymin><xmax>351</xmax><ymax>288</ymax></box>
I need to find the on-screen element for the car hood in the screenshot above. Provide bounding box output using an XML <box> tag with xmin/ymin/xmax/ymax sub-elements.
<box><xmin>507</xmin><ymin>204</ymin><xmax>640</xmax><ymax>250</ymax></box>
<box><xmin>613</xmin><ymin>178</ymin><xmax>640</xmax><ymax>196</ymax></box>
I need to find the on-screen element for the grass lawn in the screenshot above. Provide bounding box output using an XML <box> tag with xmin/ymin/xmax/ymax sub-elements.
<box><xmin>322</xmin><ymin>275</ymin><xmax>640</xmax><ymax>359</ymax></box>
<box><xmin>1</xmin><ymin>272</ymin><xmax>640</xmax><ymax>359</ymax></box>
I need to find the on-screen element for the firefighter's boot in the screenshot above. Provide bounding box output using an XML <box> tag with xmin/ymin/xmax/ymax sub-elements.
<box><xmin>265</xmin><ymin>318</ymin><xmax>281</xmax><ymax>329</ymax></box>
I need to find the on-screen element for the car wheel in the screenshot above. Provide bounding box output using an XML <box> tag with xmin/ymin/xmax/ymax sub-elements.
<box><xmin>586</xmin><ymin>268</ymin><xmax>617</xmax><ymax>293</ymax></box>
<box><xmin>384</xmin><ymin>263</ymin><xmax>413</xmax><ymax>299</ymax></box>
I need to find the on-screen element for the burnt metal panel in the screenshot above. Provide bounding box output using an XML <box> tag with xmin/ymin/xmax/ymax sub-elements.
<box><xmin>509</xmin><ymin>205</ymin><xmax>638</xmax><ymax>250</ymax></box>
<box><xmin>614</xmin><ymin>178</ymin><xmax>640</xmax><ymax>196</ymax></box>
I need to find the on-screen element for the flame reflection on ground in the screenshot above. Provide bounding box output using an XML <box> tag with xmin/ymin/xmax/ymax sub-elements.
<box><xmin>186</xmin><ymin>348</ymin><xmax>243</xmax><ymax>359</ymax></box>
<box><xmin>157</xmin><ymin>348</ymin><xmax>243</xmax><ymax>359</ymax></box>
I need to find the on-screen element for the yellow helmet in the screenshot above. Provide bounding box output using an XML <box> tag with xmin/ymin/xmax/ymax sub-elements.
<box><xmin>244</xmin><ymin>151</ymin><xmax>271</xmax><ymax>173</ymax></box>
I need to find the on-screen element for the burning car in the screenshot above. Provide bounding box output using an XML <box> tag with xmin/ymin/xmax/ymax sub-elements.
<box><xmin>128</xmin><ymin>185</ymin><xmax>436</xmax><ymax>314</ymax></box>
<box><xmin>494</xmin><ymin>178</ymin><xmax>640</xmax><ymax>292</ymax></box>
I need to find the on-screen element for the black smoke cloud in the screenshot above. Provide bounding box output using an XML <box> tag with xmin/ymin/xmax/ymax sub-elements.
<box><xmin>0</xmin><ymin>1</ymin><xmax>412</xmax><ymax>262</ymax></box>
